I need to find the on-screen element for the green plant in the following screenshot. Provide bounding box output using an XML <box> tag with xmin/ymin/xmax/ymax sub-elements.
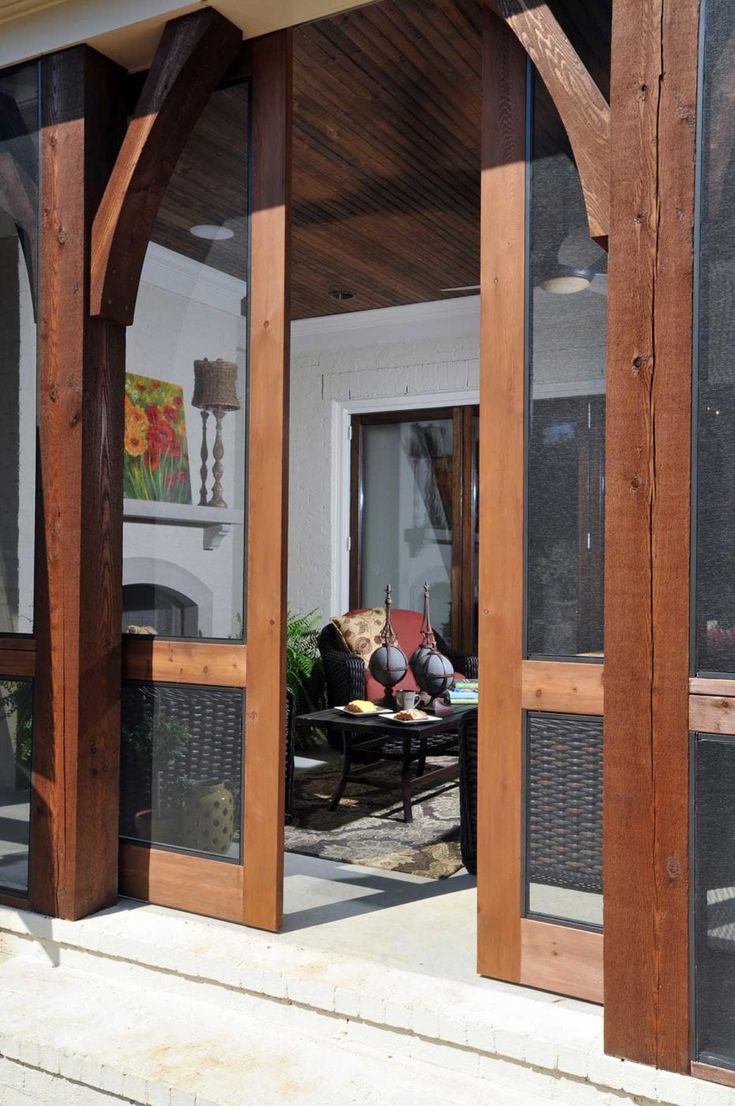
<box><xmin>122</xmin><ymin>712</ymin><xmax>190</xmax><ymax>768</ymax></box>
<box><xmin>0</xmin><ymin>679</ymin><xmax>33</xmax><ymax>771</ymax></box>
<box><xmin>287</xmin><ymin>610</ymin><xmax>326</xmax><ymax>745</ymax></box>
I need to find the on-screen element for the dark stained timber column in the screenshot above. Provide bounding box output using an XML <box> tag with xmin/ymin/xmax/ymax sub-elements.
<box><xmin>32</xmin><ymin>47</ymin><xmax>127</xmax><ymax>919</ymax></box>
<box><xmin>604</xmin><ymin>0</ymin><xmax>699</xmax><ymax>1072</ymax></box>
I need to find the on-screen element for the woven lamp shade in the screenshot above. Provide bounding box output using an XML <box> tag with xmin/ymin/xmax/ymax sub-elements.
<box><xmin>192</xmin><ymin>358</ymin><xmax>241</xmax><ymax>411</ymax></box>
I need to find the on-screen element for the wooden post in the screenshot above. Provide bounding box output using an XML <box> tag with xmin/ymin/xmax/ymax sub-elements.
<box><xmin>603</xmin><ymin>0</ymin><xmax>700</xmax><ymax>1072</ymax></box>
<box><xmin>242</xmin><ymin>29</ymin><xmax>292</xmax><ymax>931</ymax></box>
<box><xmin>32</xmin><ymin>46</ymin><xmax>127</xmax><ymax>919</ymax></box>
<box><xmin>477</xmin><ymin>7</ymin><xmax>527</xmax><ymax>981</ymax></box>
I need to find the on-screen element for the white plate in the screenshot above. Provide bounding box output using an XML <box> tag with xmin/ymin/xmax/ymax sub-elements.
<box><xmin>334</xmin><ymin>704</ymin><xmax>391</xmax><ymax>716</ymax></box>
<box><xmin>382</xmin><ymin>712</ymin><xmax>441</xmax><ymax>724</ymax></box>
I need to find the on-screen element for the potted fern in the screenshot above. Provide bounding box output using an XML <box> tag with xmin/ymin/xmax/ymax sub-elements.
<box><xmin>287</xmin><ymin>610</ymin><xmax>326</xmax><ymax>746</ymax></box>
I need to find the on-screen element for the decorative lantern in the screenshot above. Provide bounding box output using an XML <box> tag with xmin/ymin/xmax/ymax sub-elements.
<box><xmin>368</xmin><ymin>585</ymin><xmax>408</xmax><ymax>708</ymax></box>
<box><xmin>192</xmin><ymin>358</ymin><xmax>241</xmax><ymax>508</ymax></box>
<box><xmin>410</xmin><ymin>581</ymin><xmax>454</xmax><ymax>707</ymax></box>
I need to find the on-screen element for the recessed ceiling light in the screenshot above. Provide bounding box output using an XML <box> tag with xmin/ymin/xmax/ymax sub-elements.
<box><xmin>190</xmin><ymin>225</ymin><xmax>234</xmax><ymax>241</ymax></box>
<box><xmin>328</xmin><ymin>288</ymin><xmax>356</xmax><ymax>301</ymax></box>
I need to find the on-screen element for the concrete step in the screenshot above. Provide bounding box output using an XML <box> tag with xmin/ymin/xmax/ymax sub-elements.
<box><xmin>0</xmin><ymin>955</ymin><xmax>552</xmax><ymax>1106</ymax></box>
<box><xmin>0</xmin><ymin>903</ymin><xmax>729</xmax><ymax>1106</ymax></box>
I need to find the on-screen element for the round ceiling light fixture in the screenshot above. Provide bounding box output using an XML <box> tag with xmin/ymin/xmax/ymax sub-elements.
<box><xmin>328</xmin><ymin>288</ymin><xmax>356</xmax><ymax>302</ymax></box>
<box><xmin>190</xmin><ymin>224</ymin><xmax>234</xmax><ymax>241</ymax></box>
<box><xmin>541</xmin><ymin>273</ymin><xmax>592</xmax><ymax>295</ymax></box>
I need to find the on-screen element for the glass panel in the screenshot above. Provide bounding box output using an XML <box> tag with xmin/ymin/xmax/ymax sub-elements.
<box><xmin>0</xmin><ymin>678</ymin><xmax>32</xmax><ymax>893</ymax></box>
<box><xmin>470</xmin><ymin>412</ymin><xmax>480</xmax><ymax>650</ymax></box>
<box><xmin>120</xmin><ymin>682</ymin><xmax>244</xmax><ymax>861</ymax></box>
<box><xmin>694</xmin><ymin>733</ymin><xmax>735</xmax><ymax>1069</ymax></box>
<box><xmin>525</xmin><ymin>712</ymin><xmax>603</xmax><ymax>928</ymax></box>
<box><xmin>694</xmin><ymin>0</ymin><xmax>735</xmax><ymax>673</ymax></box>
<box><xmin>526</xmin><ymin>78</ymin><xmax>607</xmax><ymax>659</ymax></box>
<box><xmin>360</xmin><ymin>418</ymin><xmax>454</xmax><ymax>641</ymax></box>
<box><xmin>0</xmin><ymin>63</ymin><xmax>38</xmax><ymax>635</ymax></box>
<box><xmin>123</xmin><ymin>83</ymin><xmax>249</xmax><ymax>642</ymax></box>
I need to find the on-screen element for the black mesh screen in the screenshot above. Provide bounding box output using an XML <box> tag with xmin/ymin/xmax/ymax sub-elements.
<box><xmin>525</xmin><ymin>713</ymin><xmax>603</xmax><ymax>926</ymax></box>
<box><xmin>120</xmin><ymin>681</ymin><xmax>244</xmax><ymax>862</ymax></box>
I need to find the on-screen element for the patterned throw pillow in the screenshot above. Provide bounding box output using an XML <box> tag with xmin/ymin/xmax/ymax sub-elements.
<box><xmin>332</xmin><ymin>608</ymin><xmax>386</xmax><ymax>667</ymax></box>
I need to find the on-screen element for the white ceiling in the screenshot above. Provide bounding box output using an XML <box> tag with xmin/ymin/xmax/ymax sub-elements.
<box><xmin>0</xmin><ymin>0</ymin><xmax>372</xmax><ymax>71</ymax></box>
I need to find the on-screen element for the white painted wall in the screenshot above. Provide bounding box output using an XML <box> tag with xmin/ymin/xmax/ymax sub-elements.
<box><xmin>287</xmin><ymin>281</ymin><xmax>607</xmax><ymax>624</ymax></box>
<box><xmin>288</xmin><ymin>298</ymin><xmax>481</xmax><ymax>623</ymax></box>
<box><xmin>124</xmin><ymin>243</ymin><xmax>247</xmax><ymax>639</ymax></box>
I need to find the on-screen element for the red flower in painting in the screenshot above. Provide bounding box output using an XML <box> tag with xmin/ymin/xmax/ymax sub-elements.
<box><xmin>162</xmin><ymin>404</ymin><xmax>177</xmax><ymax>422</ymax></box>
<box><xmin>148</xmin><ymin>420</ymin><xmax>178</xmax><ymax>457</ymax></box>
<box><xmin>173</xmin><ymin>395</ymin><xmax>183</xmax><ymax>409</ymax></box>
<box><xmin>146</xmin><ymin>404</ymin><xmax>161</xmax><ymax>425</ymax></box>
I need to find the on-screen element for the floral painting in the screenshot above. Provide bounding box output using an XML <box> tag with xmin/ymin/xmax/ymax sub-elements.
<box><xmin>124</xmin><ymin>374</ymin><xmax>192</xmax><ymax>504</ymax></box>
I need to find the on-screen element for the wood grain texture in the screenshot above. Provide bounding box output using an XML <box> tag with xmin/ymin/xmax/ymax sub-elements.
<box><xmin>32</xmin><ymin>47</ymin><xmax>127</xmax><ymax>921</ymax></box>
<box><xmin>690</xmin><ymin>695</ymin><xmax>735</xmax><ymax>735</ymax></box>
<box><xmin>242</xmin><ymin>30</ymin><xmax>292</xmax><ymax>933</ymax></box>
<box><xmin>520</xmin><ymin>919</ymin><xmax>603</xmax><ymax>1004</ymax></box>
<box><xmin>90</xmin><ymin>8</ymin><xmax>242</xmax><ymax>325</ymax></box>
<box><xmin>477</xmin><ymin>8</ymin><xmax>526</xmax><ymax>982</ymax></box>
<box><xmin>122</xmin><ymin>639</ymin><xmax>246</xmax><ymax>688</ymax></box>
<box><xmin>522</xmin><ymin>660</ymin><xmax>604</xmax><ymax>715</ymax></box>
<box><xmin>0</xmin><ymin>651</ymin><xmax>35</xmax><ymax>678</ymax></box>
<box><xmin>485</xmin><ymin>0</ymin><xmax>610</xmax><ymax>240</ymax></box>
<box><xmin>691</xmin><ymin>1062</ymin><xmax>735</xmax><ymax>1089</ymax></box>
<box><xmin>603</xmin><ymin>0</ymin><xmax>699</xmax><ymax>1072</ymax></box>
<box><xmin>119</xmin><ymin>842</ymin><xmax>243</xmax><ymax>924</ymax></box>
<box><xmin>689</xmin><ymin>677</ymin><xmax>735</xmax><ymax>697</ymax></box>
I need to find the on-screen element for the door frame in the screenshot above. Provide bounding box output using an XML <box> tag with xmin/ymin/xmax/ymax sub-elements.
<box><xmin>331</xmin><ymin>391</ymin><xmax>478</xmax><ymax>616</ymax></box>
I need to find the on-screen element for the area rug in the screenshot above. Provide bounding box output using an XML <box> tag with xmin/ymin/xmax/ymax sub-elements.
<box><xmin>285</xmin><ymin>750</ymin><xmax>463</xmax><ymax>879</ymax></box>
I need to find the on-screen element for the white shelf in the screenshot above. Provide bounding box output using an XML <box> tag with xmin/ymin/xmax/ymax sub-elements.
<box><xmin>123</xmin><ymin>499</ymin><xmax>243</xmax><ymax>550</ymax></box>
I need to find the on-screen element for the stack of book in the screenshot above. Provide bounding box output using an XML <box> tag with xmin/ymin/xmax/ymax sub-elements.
<box><xmin>448</xmin><ymin>679</ymin><xmax>478</xmax><ymax>705</ymax></box>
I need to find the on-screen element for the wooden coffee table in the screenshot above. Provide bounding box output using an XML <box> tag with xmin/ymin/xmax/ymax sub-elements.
<box><xmin>295</xmin><ymin>704</ymin><xmax>475</xmax><ymax>823</ymax></box>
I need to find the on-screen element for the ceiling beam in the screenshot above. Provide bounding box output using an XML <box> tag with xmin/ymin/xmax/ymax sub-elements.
<box><xmin>90</xmin><ymin>8</ymin><xmax>242</xmax><ymax>326</ymax></box>
<box><xmin>485</xmin><ymin>0</ymin><xmax>610</xmax><ymax>243</ymax></box>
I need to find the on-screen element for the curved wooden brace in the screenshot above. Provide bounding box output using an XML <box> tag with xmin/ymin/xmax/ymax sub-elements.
<box><xmin>485</xmin><ymin>0</ymin><xmax>610</xmax><ymax>243</ymax></box>
<box><xmin>91</xmin><ymin>8</ymin><xmax>243</xmax><ymax>326</ymax></box>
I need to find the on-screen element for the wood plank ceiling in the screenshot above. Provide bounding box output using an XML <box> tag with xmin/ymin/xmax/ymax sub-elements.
<box><xmin>150</xmin><ymin>0</ymin><xmax>610</xmax><ymax>320</ymax></box>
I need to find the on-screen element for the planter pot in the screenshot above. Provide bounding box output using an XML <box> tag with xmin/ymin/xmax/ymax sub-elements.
<box><xmin>182</xmin><ymin>781</ymin><xmax>235</xmax><ymax>855</ymax></box>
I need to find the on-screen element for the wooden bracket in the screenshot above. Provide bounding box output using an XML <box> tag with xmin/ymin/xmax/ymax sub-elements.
<box><xmin>90</xmin><ymin>8</ymin><xmax>242</xmax><ymax>326</ymax></box>
<box><xmin>485</xmin><ymin>0</ymin><xmax>610</xmax><ymax>243</ymax></box>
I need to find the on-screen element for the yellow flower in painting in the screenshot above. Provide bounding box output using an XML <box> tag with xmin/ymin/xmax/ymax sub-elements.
<box><xmin>124</xmin><ymin>427</ymin><xmax>147</xmax><ymax>457</ymax></box>
<box><xmin>126</xmin><ymin>404</ymin><xmax>148</xmax><ymax>433</ymax></box>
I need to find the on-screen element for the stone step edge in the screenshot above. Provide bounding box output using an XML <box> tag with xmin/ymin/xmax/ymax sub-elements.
<box><xmin>0</xmin><ymin>907</ymin><xmax>724</xmax><ymax>1106</ymax></box>
<box><xmin>0</xmin><ymin>961</ymin><xmax>564</xmax><ymax>1106</ymax></box>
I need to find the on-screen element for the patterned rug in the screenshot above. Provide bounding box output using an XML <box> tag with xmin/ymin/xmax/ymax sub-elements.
<box><xmin>285</xmin><ymin>750</ymin><xmax>463</xmax><ymax>879</ymax></box>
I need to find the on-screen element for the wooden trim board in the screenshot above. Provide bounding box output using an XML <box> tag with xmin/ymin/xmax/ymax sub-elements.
<box><xmin>522</xmin><ymin>660</ymin><xmax>603</xmax><ymax>715</ymax></box>
<box><xmin>119</xmin><ymin>842</ymin><xmax>243</xmax><ymax>924</ymax></box>
<box><xmin>122</xmin><ymin>639</ymin><xmax>246</xmax><ymax>687</ymax></box>
<box><xmin>689</xmin><ymin>695</ymin><xmax>735</xmax><ymax>736</ymax></box>
<box><xmin>520</xmin><ymin>919</ymin><xmax>603</xmax><ymax>1005</ymax></box>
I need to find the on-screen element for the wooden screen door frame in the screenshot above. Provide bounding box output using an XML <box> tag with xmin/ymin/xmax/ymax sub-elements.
<box><xmin>93</xmin><ymin>20</ymin><xmax>292</xmax><ymax>932</ymax></box>
<box><xmin>476</xmin><ymin>8</ymin><xmax>604</xmax><ymax>1002</ymax></box>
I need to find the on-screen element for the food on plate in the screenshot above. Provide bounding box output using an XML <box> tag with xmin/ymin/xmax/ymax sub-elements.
<box><xmin>394</xmin><ymin>707</ymin><xmax>429</xmax><ymax>722</ymax></box>
<box><xmin>344</xmin><ymin>699</ymin><xmax>378</xmax><ymax>714</ymax></box>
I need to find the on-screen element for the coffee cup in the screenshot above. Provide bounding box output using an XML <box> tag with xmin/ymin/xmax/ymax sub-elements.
<box><xmin>395</xmin><ymin>689</ymin><xmax>418</xmax><ymax>711</ymax></box>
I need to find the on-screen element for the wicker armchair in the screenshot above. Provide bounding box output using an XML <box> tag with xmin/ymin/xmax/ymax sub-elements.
<box><xmin>457</xmin><ymin>710</ymin><xmax>603</xmax><ymax>894</ymax></box>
